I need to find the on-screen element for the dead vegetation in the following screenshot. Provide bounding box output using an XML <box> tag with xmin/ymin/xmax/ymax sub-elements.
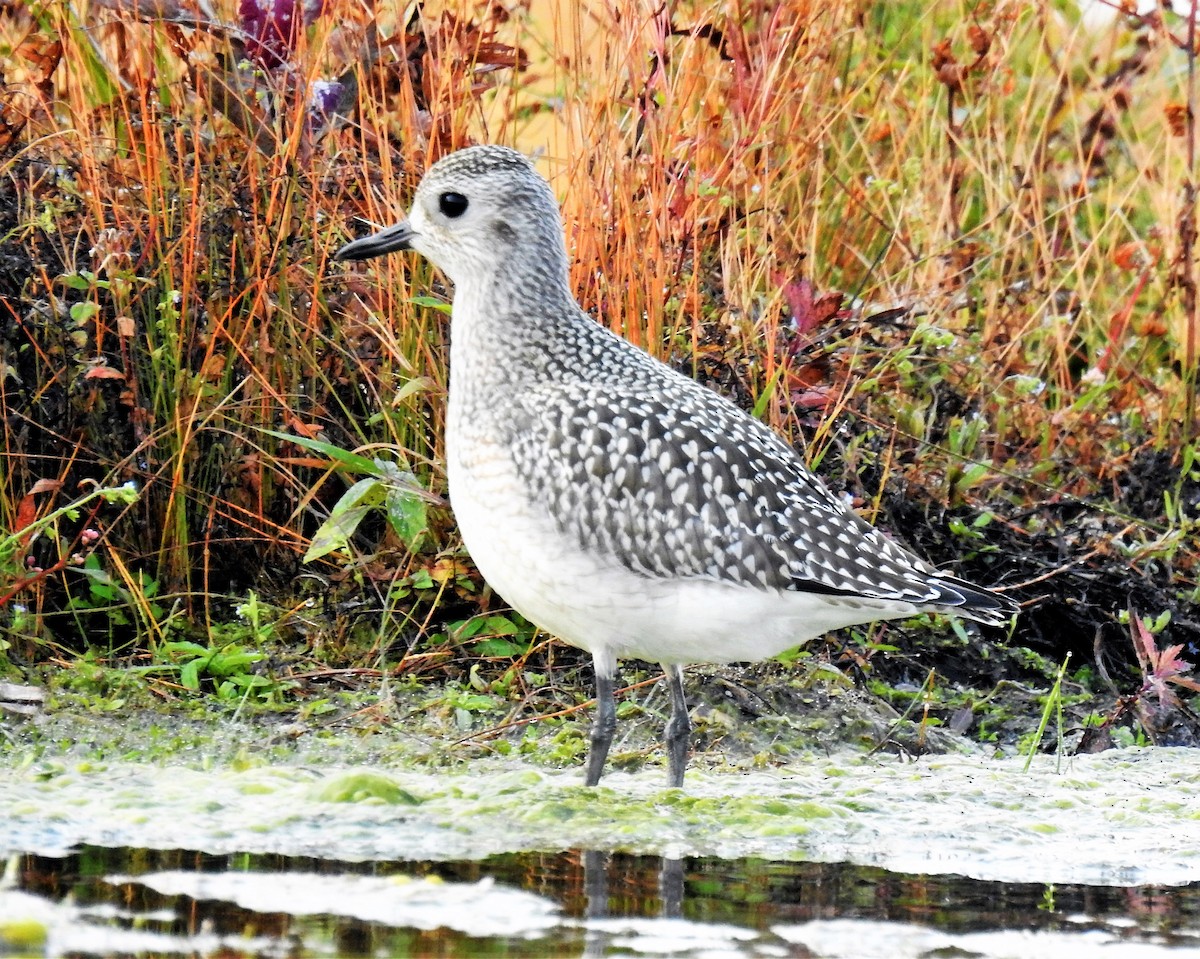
<box><xmin>0</xmin><ymin>0</ymin><xmax>1197</xmax><ymax>751</ymax></box>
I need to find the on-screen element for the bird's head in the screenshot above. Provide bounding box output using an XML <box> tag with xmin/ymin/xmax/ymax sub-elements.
<box><xmin>334</xmin><ymin>145</ymin><xmax>569</xmax><ymax>293</ymax></box>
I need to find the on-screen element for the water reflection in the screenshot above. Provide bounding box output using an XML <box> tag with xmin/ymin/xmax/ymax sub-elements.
<box><xmin>661</xmin><ymin>855</ymin><xmax>685</xmax><ymax>918</ymax></box>
<box><xmin>581</xmin><ymin>851</ymin><xmax>685</xmax><ymax>920</ymax></box>
<box><xmin>3</xmin><ymin>845</ymin><xmax>1199</xmax><ymax>957</ymax></box>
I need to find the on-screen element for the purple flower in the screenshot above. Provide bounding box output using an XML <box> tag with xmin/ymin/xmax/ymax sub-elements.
<box><xmin>239</xmin><ymin>0</ymin><xmax>326</xmax><ymax>69</ymax></box>
<box><xmin>309</xmin><ymin>79</ymin><xmax>344</xmax><ymax>117</ymax></box>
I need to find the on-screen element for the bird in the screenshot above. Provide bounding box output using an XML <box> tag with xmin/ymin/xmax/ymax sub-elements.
<box><xmin>334</xmin><ymin>145</ymin><xmax>1018</xmax><ymax>788</ymax></box>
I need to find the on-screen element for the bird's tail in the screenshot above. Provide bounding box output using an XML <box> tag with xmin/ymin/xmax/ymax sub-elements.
<box><xmin>933</xmin><ymin>575</ymin><xmax>1019</xmax><ymax>627</ymax></box>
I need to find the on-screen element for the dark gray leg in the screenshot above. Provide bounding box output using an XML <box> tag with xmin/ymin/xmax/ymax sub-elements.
<box><xmin>663</xmin><ymin>664</ymin><xmax>691</xmax><ymax>787</ymax></box>
<box><xmin>584</xmin><ymin>849</ymin><xmax>609</xmax><ymax>919</ymax></box>
<box><xmin>659</xmin><ymin>856</ymin><xmax>684</xmax><ymax>918</ymax></box>
<box><xmin>585</xmin><ymin>671</ymin><xmax>616</xmax><ymax>787</ymax></box>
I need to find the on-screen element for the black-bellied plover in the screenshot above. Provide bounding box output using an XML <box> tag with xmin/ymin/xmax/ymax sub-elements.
<box><xmin>335</xmin><ymin>145</ymin><xmax>1018</xmax><ymax>787</ymax></box>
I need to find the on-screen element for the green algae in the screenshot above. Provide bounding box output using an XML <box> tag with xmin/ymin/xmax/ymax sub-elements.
<box><xmin>3</xmin><ymin>693</ymin><xmax>1199</xmax><ymax>889</ymax></box>
<box><xmin>2</xmin><ymin>749</ymin><xmax>1198</xmax><ymax>887</ymax></box>
<box><xmin>0</xmin><ymin>917</ymin><xmax>47</xmax><ymax>949</ymax></box>
<box><xmin>311</xmin><ymin>772</ymin><xmax>423</xmax><ymax>805</ymax></box>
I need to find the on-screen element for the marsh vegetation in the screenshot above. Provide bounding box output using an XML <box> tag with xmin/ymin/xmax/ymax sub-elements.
<box><xmin>1</xmin><ymin>0</ymin><xmax>1198</xmax><ymax>770</ymax></box>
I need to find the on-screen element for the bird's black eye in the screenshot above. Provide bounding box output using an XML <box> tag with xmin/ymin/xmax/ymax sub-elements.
<box><xmin>439</xmin><ymin>192</ymin><xmax>469</xmax><ymax>218</ymax></box>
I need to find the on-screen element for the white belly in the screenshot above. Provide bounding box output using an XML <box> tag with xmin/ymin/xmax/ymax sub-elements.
<box><xmin>446</xmin><ymin>435</ymin><xmax>910</xmax><ymax>677</ymax></box>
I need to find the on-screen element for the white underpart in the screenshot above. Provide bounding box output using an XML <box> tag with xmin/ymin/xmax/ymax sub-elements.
<box><xmin>449</xmin><ymin>452</ymin><xmax>915</xmax><ymax>679</ymax></box>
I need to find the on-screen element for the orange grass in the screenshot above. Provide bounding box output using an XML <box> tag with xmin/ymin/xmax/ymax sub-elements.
<box><xmin>0</xmin><ymin>0</ymin><xmax>1197</xmax><ymax>661</ymax></box>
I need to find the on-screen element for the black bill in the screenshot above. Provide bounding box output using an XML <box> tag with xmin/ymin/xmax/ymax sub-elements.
<box><xmin>333</xmin><ymin>221</ymin><xmax>417</xmax><ymax>261</ymax></box>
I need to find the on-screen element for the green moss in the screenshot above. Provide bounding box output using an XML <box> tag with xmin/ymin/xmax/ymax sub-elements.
<box><xmin>0</xmin><ymin>919</ymin><xmax>49</xmax><ymax>949</ymax></box>
<box><xmin>311</xmin><ymin>772</ymin><xmax>422</xmax><ymax>805</ymax></box>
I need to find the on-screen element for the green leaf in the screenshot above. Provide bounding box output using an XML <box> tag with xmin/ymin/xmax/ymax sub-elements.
<box><xmin>409</xmin><ymin>295</ymin><xmax>452</xmax><ymax>315</ymax></box>
<box><xmin>333</xmin><ymin>476</ymin><xmax>386</xmax><ymax>514</ymax></box>
<box><xmin>481</xmin><ymin>615</ymin><xmax>521</xmax><ymax>636</ymax></box>
<box><xmin>394</xmin><ymin>376</ymin><xmax>436</xmax><ymax>403</ymax></box>
<box><xmin>180</xmin><ymin>659</ymin><xmax>202</xmax><ymax>690</ymax></box>
<box><xmin>455</xmin><ymin>693</ymin><xmax>497</xmax><ymax>712</ymax></box>
<box><xmin>259</xmin><ymin>429</ymin><xmax>382</xmax><ymax>476</ymax></box>
<box><xmin>163</xmin><ymin>640</ymin><xmax>208</xmax><ymax>658</ymax></box>
<box><xmin>304</xmin><ymin>476</ymin><xmax>386</xmax><ymax>562</ymax></box>
<box><xmin>69</xmin><ymin>302</ymin><xmax>100</xmax><ymax>324</ymax></box>
<box><xmin>59</xmin><ymin>273</ymin><xmax>93</xmax><ymax>290</ymax></box>
<box><xmin>225</xmin><ymin>672</ymin><xmax>272</xmax><ymax>688</ymax></box>
<box><xmin>208</xmin><ymin>649</ymin><xmax>264</xmax><ymax>676</ymax></box>
<box><xmin>751</xmin><ymin>364</ymin><xmax>786</xmax><ymax>421</ymax></box>
<box><xmin>66</xmin><ymin>20</ymin><xmax>120</xmax><ymax>106</ymax></box>
<box><xmin>101</xmin><ymin>483</ymin><xmax>140</xmax><ymax>506</ymax></box>
<box><xmin>76</xmin><ymin>556</ymin><xmax>114</xmax><ymax>587</ymax></box>
<box><xmin>473</xmin><ymin>638</ymin><xmax>524</xmax><ymax>657</ymax></box>
<box><xmin>451</xmin><ymin>618</ymin><xmax>486</xmax><ymax>639</ymax></box>
<box><xmin>304</xmin><ymin>502</ymin><xmax>375</xmax><ymax>563</ymax></box>
<box><xmin>386</xmin><ymin>486</ymin><xmax>427</xmax><ymax>550</ymax></box>
<box><xmin>956</xmin><ymin>463</ymin><xmax>989</xmax><ymax>491</ymax></box>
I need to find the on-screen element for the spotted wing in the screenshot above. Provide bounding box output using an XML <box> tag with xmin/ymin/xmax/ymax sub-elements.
<box><xmin>509</xmin><ymin>378</ymin><xmax>980</xmax><ymax>610</ymax></box>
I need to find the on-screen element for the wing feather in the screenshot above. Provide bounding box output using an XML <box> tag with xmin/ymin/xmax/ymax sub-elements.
<box><xmin>510</xmin><ymin>380</ymin><xmax>950</xmax><ymax>604</ymax></box>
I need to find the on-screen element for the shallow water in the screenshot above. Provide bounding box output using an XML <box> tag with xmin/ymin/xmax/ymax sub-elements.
<box><xmin>2</xmin><ymin>748</ymin><xmax>1199</xmax><ymax>956</ymax></box>
<box><xmin>5</xmin><ymin>846</ymin><xmax>1199</xmax><ymax>957</ymax></box>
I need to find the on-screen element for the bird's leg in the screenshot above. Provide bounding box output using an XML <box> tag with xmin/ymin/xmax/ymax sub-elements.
<box><xmin>659</xmin><ymin>856</ymin><xmax>684</xmax><ymax>918</ymax></box>
<box><xmin>583</xmin><ymin>850</ymin><xmax>609</xmax><ymax>919</ymax></box>
<box><xmin>662</xmin><ymin>663</ymin><xmax>691</xmax><ymax>788</ymax></box>
<box><xmin>585</xmin><ymin>669</ymin><xmax>616</xmax><ymax>787</ymax></box>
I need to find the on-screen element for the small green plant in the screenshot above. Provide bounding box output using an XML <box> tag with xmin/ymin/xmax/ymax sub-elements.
<box><xmin>0</xmin><ymin>480</ymin><xmax>139</xmax><ymax>608</ymax></box>
<box><xmin>868</xmin><ymin>668</ymin><xmax>940</xmax><ymax>755</ymax></box>
<box><xmin>1022</xmin><ymin>654</ymin><xmax>1070</xmax><ymax>773</ymax></box>
<box><xmin>233</xmin><ymin>591</ymin><xmax>276</xmax><ymax>646</ymax></box>
<box><xmin>136</xmin><ymin>592</ymin><xmax>295</xmax><ymax>705</ymax></box>
<box><xmin>947</xmin><ymin>511</ymin><xmax>997</xmax><ymax>549</ymax></box>
<box><xmin>264</xmin><ymin>430</ymin><xmax>437</xmax><ymax>561</ymax></box>
<box><xmin>2</xmin><ymin>481</ymin><xmax>143</xmax><ymax>656</ymax></box>
<box><xmin>448</xmin><ymin>613</ymin><xmax>535</xmax><ymax>658</ymax></box>
<box><xmin>66</xmin><ymin>554</ymin><xmax>165</xmax><ymax>629</ymax></box>
<box><xmin>158</xmin><ymin>638</ymin><xmax>268</xmax><ymax>700</ymax></box>
<box><xmin>436</xmin><ymin>682</ymin><xmax>505</xmax><ymax>730</ymax></box>
<box><xmin>1038</xmin><ymin>884</ymin><xmax>1057</xmax><ymax>913</ymax></box>
<box><xmin>59</xmin><ymin>648</ymin><xmax>162</xmax><ymax>709</ymax></box>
